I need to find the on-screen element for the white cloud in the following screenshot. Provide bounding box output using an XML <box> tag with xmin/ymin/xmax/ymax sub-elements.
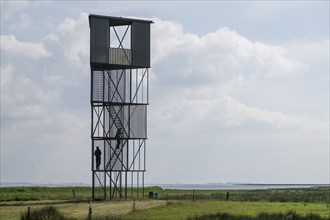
<box><xmin>0</xmin><ymin>65</ymin><xmax>13</xmax><ymax>87</ymax></box>
<box><xmin>151</xmin><ymin>18</ymin><xmax>305</xmax><ymax>89</ymax></box>
<box><xmin>222</xmin><ymin>96</ymin><xmax>328</xmax><ymax>135</ymax></box>
<box><xmin>152</xmin><ymin>18</ymin><xmax>198</xmax><ymax>62</ymax></box>
<box><xmin>148</xmin><ymin>18</ymin><xmax>328</xmax><ymax>184</ymax></box>
<box><xmin>1</xmin><ymin>13</ymin><xmax>92</xmax><ymax>184</ymax></box>
<box><xmin>285</xmin><ymin>38</ymin><xmax>329</xmax><ymax>73</ymax></box>
<box><xmin>54</xmin><ymin>13</ymin><xmax>89</xmax><ymax>67</ymax></box>
<box><xmin>150</xmin><ymin>18</ymin><xmax>326</xmax><ymax>131</ymax></box>
<box><xmin>0</xmin><ymin>35</ymin><xmax>52</xmax><ymax>59</ymax></box>
<box><xmin>151</xmin><ymin>95</ymin><xmax>328</xmax><ymax>136</ymax></box>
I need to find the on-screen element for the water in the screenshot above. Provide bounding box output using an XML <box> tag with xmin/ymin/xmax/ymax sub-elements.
<box><xmin>154</xmin><ymin>183</ymin><xmax>328</xmax><ymax>190</ymax></box>
<box><xmin>1</xmin><ymin>182</ymin><xmax>328</xmax><ymax>189</ymax></box>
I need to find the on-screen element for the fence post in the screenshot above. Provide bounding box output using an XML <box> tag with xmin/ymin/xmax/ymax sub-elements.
<box><xmin>72</xmin><ymin>188</ymin><xmax>76</xmax><ymax>200</ymax></box>
<box><xmin>133</xmin><ymin>197</ymin><xmax>136</xmax><ymax>211</ymax></box>
<box><xmin>226</xmin><ymin>192</ymin><xmax>230</xmax><ymax>201</ymax></box>
<box><xmin>88</xmin><ymin>199</ymin><xmax>92</xmax><ymax>220</ymax></box>
<box><xmin>27</xmin><ymin>206</ymin><xmax>30</xmax><ymax>220</ymax></box>
<box><xmin>192</xmin><ymin>190</ymin><xmax>195</xmax><ymax>202</ymax></box>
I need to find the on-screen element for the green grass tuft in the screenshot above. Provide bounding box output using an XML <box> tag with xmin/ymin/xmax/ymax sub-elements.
<box><xmin>20</xmin><ymin>206</ymin><xmax>73</xmax><ymax>220</ymax></box>
<box><xmin>89</xmin><ymin>216</ymin><xmax>124</xmax><ymax>220</ymax></box>
<box><xmin>187</xmin><ymin>211</ymin><xmax>326</xmax><ymax>220</ymax></box>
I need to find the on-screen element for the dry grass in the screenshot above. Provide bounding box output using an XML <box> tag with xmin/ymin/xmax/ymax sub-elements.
<box><xmin>59</xmin><ymin>200</ymin><xmax>166</xmax><ymax>219</ymax></box>
<box><xmin>0</xmin><ymin>199</ymin><xmax>167</xmax><ymax>220</ymax></box>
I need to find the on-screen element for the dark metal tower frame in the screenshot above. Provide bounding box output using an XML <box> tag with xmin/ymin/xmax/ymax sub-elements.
<box><xmin>89</xmin><ymin>15</ymin><xmax>152</xmax><ymax>200</ymax></box>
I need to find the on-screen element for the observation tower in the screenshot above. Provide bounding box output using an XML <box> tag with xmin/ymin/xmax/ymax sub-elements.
<box><xmin>89</xmin><ymin>15</ymin><xmax>152</xmax><ymax>200</ymax></box>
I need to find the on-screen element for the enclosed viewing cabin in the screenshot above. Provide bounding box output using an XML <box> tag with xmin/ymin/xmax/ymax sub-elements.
<box><xmin>89</xmin><ymin>14</ymin><xmax>152</xmax><ymax>70</ymax></box>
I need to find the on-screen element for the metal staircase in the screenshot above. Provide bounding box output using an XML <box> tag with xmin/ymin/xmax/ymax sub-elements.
<box><xmin>104</xmin><ymin>105</ymin><xmax>128</xmax><ymax>171</ymax></box>
<box><xmin>106</xmin><ymin>105</ymin><xmax>129</xmax><ymax>137</ymax></box>
<box><xmin>106</xmin><ymin>147</ymin><xmax>122</xmax><ymax>170</ymax></box>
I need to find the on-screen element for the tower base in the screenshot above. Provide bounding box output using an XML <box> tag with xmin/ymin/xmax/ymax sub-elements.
<box><xmin>92</xmin><ymin>170</ymin><xmax>145</xmax><ymax>200</ymax></box>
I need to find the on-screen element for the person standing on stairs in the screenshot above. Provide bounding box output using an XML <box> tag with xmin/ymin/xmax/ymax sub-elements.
<box><xmin>94</xmin><ymin>146</ymin><xmax>102</xmax><ymax>170</ymax></box>
<box><xmin>115</xmin><ymin>128</ymin><xmax>122</xmax><ymax>149</ymax></box>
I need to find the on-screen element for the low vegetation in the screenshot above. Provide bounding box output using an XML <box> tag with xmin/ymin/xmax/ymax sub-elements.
<box><xmin>0</xmin><ymin>186</ymin><xmax>329</xmax><ymax>220</ymax></box>
<box><xmin>0</xmin><ymin>186</ymin><xmax>92</xmax><ymax>202</ymax></box>
<box><xmin>187</xmin><ymin>211</ymin><xmax>325</xmax><ymax>220</ymax></box>
<box><xmin>128</xmin><ymin>200</ymin><xmax>329</xmax><ymax>219</ymax></box>
<box><xmin>1</xmin><ymin>186</ymin><xmax>329</xmax><ymax>203</ymax></box>
<box><xmin>20</xmin><ymin>206</ymin><xmax>72</xmax><ymax>220</ymax></box>
<box><xmin>156</xmin><ymin>187</ymin><xmax>330</xmax><ymax>203</ymax></box>
<box><xmin>18</xmin><ymin>203</ymin><xmax>329</xmax><ymax>220</ymax></box>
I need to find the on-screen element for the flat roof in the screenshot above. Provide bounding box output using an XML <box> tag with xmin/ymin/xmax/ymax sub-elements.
<box><xmin>89</xmin><ymin>14</ymin><xmax>153</xmax><ymax>27</ymax></box>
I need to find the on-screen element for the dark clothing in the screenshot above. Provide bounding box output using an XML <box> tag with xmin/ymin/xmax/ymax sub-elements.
<box><xmin>94</xmin><ymin>148</ymin><xmax>101</xmax><ymax>169</ymax></box>
<box><xmin>115</xmin><ymin>129</ymin><xmax>122</xmax><ymax>149</ymax></box>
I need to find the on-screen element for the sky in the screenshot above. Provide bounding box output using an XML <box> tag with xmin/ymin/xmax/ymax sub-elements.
<box><xmin>1</xmin><ymin>1</ymin><xmax>329</xmax><ymax>185</ymax></box>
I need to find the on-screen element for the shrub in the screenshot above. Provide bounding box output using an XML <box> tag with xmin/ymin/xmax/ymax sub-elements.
<box><xmin>20</xmin><ymin>206</ymin><xmax>71</xmax><ymax>220</ymax></box>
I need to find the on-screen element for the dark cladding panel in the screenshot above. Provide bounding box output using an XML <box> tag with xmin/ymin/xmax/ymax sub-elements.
<box><xmin>132</xmin><ymin>22</ymin><xmax>150</xmax><ymax>68</ymax></box>
<box><xmin>90</xmin><ymin>17</ymin><xmax>109</xmax><ymax>64</ymax></box>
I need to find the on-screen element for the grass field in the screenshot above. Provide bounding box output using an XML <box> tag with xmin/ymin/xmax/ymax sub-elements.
<box><xmin>129</xmin><ymin>200</ymin><xmax>330</xmax><ymax>219</ymax></box>
<box><xmin>0</xmin><ymin>186</ymin><xmax>329</xmax><ymax>220</ymax></box>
